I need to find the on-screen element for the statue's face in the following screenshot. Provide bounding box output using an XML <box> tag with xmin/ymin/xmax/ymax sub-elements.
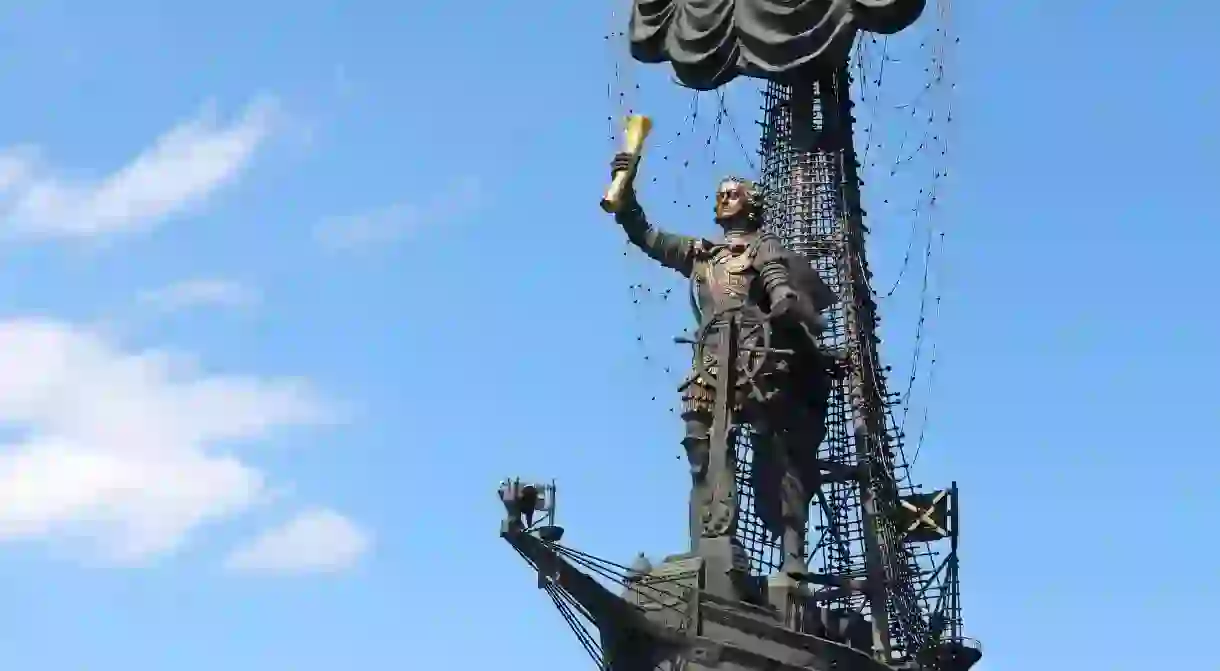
<box><xmin>714</xmin><ymin>180</ymin><xmax>750</xmax><ymax>222</ymax></box>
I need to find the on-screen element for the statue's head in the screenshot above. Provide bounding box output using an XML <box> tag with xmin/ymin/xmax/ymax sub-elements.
<box><xmin>714</xmin><ymin>176</ymin><xmax>762</xmax><ymax>230</ymax></box>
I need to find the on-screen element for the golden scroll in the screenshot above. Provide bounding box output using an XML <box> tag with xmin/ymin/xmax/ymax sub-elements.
<box><xmin>600</xmin><ymin>115</ymin><xmax>653</xmax><ymax>213</ymax></box>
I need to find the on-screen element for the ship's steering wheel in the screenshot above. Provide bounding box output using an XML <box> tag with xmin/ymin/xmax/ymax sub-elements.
<box><xmin>690</xmin><ymin>307</ymin><xmax>775</xmax><ymax>390</ymax></box>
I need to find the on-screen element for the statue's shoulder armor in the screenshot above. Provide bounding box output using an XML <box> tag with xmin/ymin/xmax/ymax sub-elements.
<box><xmin>774</xmin><ymin>240</ymin><xmax>839</xmax><ymax>312</ymax></box>
<box><xmin>749</xmin><ymin>233</ymin><xmax>788</xmax><ymax>265</ymax></box>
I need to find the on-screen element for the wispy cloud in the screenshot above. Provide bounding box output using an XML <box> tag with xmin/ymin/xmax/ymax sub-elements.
<box><xmin>0</xmin><ymin>318</ymin><xmax>337</xmax><ymax>564</ymax></box>
<box><xmin>225</xmin><ymin>508</ymin><xmax>371</xmax><ymax>575</ymax></box>
<box><xmin>0</xmin><ymin>96</ymin><xmax>279</xmax><ymax>240</ymax></box>
<box><xmin>313</xmin><ymin>176</ymin><xmax>480</xmax><ymax>251</ymax></box>
<box><xmin>138</xmin><ymin>279</ymin><xmax>260</xmax><ymax>312</ymax></box>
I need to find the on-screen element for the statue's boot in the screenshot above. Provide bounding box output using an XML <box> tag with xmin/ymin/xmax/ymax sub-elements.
<box><xmin>681</xmin><ymin>431</ymin><xmax>711</xmax><ymax>545</ymax></box>
<box><xmin>781</xmin><ymin>524</ymin><xmax>810</xmax><ymax>577</ymax></box>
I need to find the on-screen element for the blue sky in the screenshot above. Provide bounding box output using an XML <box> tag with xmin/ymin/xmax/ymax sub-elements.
<box><xmin>0</xmin><ymin>1</ymin><xmax>1215</xmax><ymax>670</ymax></box>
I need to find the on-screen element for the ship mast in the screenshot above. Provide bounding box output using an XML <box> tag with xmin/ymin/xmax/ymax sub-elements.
<box><xmin>755</xmin><ymin>65</ymin><xmax>909</xmax><ymax>659</ymax></box>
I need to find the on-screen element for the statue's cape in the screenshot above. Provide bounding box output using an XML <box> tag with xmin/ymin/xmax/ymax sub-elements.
<box><xmin>781</xmin><ymin>248</ymin><xmax>838</xmax><ymax>313</ymax></box>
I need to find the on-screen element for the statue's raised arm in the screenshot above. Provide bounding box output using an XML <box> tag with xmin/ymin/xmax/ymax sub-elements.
<box><xmin>608</xmin><ymin>152</ymin><xmax>704</xmax><ymax>277</ymax></box>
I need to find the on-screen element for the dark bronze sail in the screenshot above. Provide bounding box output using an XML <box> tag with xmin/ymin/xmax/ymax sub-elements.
<box><xmin>629</xmin><ymin>0</ymin><xmax>925</xmax><ymax>89</ymax></box>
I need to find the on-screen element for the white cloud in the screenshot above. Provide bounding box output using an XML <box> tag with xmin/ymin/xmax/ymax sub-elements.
<box><xmin>314</xmin><ymin>176</ymin><xmax>480</xmax><ymax>251</ymax></box>
<box><xmin>0</xmin><ymin>97</ymin><xmax>278</xmax><ymax>239</ymax></box>
<box><xmin>314</xmin><ymin>202</ymin><xmax>421</xmax><ymax>250</ymax></box>
<box><xmin>138</xmin><ymin>278</ymin><xmax>260</xmax><ymax>312</ymax></box>
<box><xmin>0</xmin><ymin>317</ymin><xmax>336</xmax><ymax>564</ymax></box>
<box><xmin>225</xmin><ymin>508</ymin><xmax>370</xmax><ymax>575</ymax></box>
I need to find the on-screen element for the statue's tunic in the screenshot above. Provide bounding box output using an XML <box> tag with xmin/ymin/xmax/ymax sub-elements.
<box><xmin>615</xmin><ymin>202</ymin><xmax>802</xmax><ymax>416</ymax></box>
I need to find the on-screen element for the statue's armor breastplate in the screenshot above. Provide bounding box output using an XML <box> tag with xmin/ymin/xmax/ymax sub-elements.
<box><xmin>691</xmin><ymin>242</ymin><xmax>761</xmax><ymax>321</ymax></box>
<box><xmin>683</xmin><ymin>238</ymin><xmax>773</xmax><ymax>410</ymax></box>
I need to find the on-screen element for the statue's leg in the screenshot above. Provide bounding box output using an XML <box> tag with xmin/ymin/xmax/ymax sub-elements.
<box><xmin>680</xmin><ymin>406</ymin><xmax>713</xmax><ymax>551</ymax></box>
<box><xmin>775</xmin><ymin>428</ymin><xmax>811</xmax><ymax>576</ymax></box>
<box><xmin>762</xmin><ymin>405</ymin><xmax>816</xmax><ymax>577</ymax></box>
<box><xmin>780</xmin><ymin>401</ymin><xmax>832</xmax><ymax>576</ymax></box>
<box><xmin>748</xmin><ymin>424</ymin><xmax>782</xmax><ymax>540</ymax></box>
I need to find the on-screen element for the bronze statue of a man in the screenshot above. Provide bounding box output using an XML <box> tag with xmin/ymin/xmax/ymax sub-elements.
<box><xmin>608</xmin><ymin>152</ymin><xmax>836</xmax><ymax>577</ymax></box>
